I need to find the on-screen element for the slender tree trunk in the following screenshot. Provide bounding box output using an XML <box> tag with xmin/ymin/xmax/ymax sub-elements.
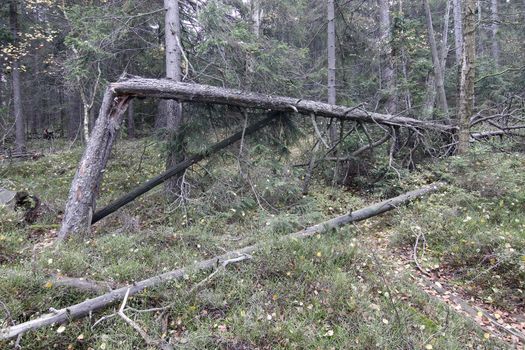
<box><xmin>457</xmin><ymin>0</ymin><xmax>476</xmax><ymax>154</ymax></box>
<box><xmin>490</xmin><ymin>0</ymin><xmax>500</xmax><ymax>66</ymax></box>
<box><xmin>441</xmin><ymin>0</ymin><xmax>452</xmax><ymax>70</ymax></box>
<box><xmin>245</xmin><ymin>0</ymin><xmax>262</xmax><ymax>89</ymax></box>
<box><xmin>423</xmin><ymin>0</ymin><xmax>449</xmax><ymax>116</ymax></box>
<box><xmin>378</xmin><ymin>0</ymin><xmax>397</xmax><ymax>115</ymax></box>
<box><xmin>127</xmin><ymin>99</ymin><xmax>136</xmax><ymax>138</ymax></box>
<box><xmin>327</xmin><ymin>0</ymin><xmax>337</xmax><ymax>145</ymax></box>
<box><xmin>68</xmin><ymin>91</ymin><xmax>81</xmax><ymax>140</ymax></box>
<box><xmin>59</xmin><ymin>88</ymin><xmax>66</xmax><ymax>137</ymax></box>
<box><xmin>423</xmin><ymin>73</ymin><xmax>436</xmax><ymax>118</ymax></box>
<box><xmin>164</xmin><ymin>0</ymin><xmax>184</xmax><ymax>199</ymax></box>
<box><xmin>398</xmin><ymin>2</ymin><xmax>413</xmax><ymax>112</ymax></box>
<box><xmin>453</xmin><ymin>0</ymin><xmax>463</xmax><ymax>65</ymax></box>
<box><xmin>10</xmin><ymin>0</ymin><xmax>25</xmax><ymax>153</ymax></box>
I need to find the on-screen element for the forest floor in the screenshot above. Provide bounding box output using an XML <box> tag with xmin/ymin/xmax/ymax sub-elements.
<box><xmin>0</xmin><ymin>138</ymin><xmax>524</xmax><ymax>349</ymax></box>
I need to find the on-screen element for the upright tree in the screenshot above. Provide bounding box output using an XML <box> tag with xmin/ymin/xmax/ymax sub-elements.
<box><xmin>378</xmin><ymin>0</ymin><xmax>396</xmax><ymax>115</ymax></box>
<box><xmin>164</xmin><ymin>0</ymin><xmax>184</xmax><ymax>198</ymax></box>
<box><xmin>423</xmin><ymin>0</ymin><xmax>449</xmax><ymax>116</ymax></box>
<box><xmin>490</xmin><ymin>0</ymin><xmax>500</xmax><ymax>66</ymax></box>
<box><xmin>453</xmin><ymin>0</ymin><xmax>463</xmax><ymax>65</ymax></box>
<box><xmin>327</xmin><ymin>0</ymin><xmax>337</xmax><ymax>144</ymax></box>
<box><xmin>457</xmin><ymin>0</ymin><xmax>476</xmax><ymax>153</ymax></box>
<box><xmin>9</xmin><ymin>0</ymin><xmax>25</xmax><ymax>153</ymax></box>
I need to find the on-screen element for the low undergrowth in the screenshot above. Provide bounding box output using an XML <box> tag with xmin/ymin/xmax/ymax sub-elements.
<box><xmin>0</xmin><ymin>139</ymin><xmax>521</xmax><ymax>349</ymax></box>
<box><xmin>393</xmin><ymin>146</ymin><xmax>525</xmax><ymax>312</ymax></box>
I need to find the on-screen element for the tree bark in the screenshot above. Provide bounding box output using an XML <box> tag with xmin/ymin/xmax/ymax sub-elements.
<box><xmin>58</xmin><ymin>89</ymin><xmax>131</xmax><ymax>239</ymax></box>
<box><xmin>378</xmin><ymin>0</ymin><xmax>397</xmax><ymax>115</ymax></box>
<box><xmin>9</xmin><ymin>0</ymin><xmax>25</xmax><ymax>153</ymax></box>
<box><xmin>441</xmin><ymin>0</ymin><xmax>452</xmax><ymax>71</ymax></box>
<box><xmin>423</xmin><ymin>0</ymin><xmax>449</xmax><ymax>116</ymax></box>
<box><xmin>164</xmin><ymin>0</ymin><xmax>184</xmax><ymax>199</ymax></box>
<box><xmin>2</xmin><ymin>182</ymin><xmax>444</xmax><ymax>340</ymax></box>
<box><xmin>456</xmin><ymin>0</ymin><xmax>476</xmax><ymax>154</ymax></box>
<box><xmin>111</xmin><ymin>78</ymin><xmax>456</xmax><ymax>132</ymax></box>
<box><xmin>490</xmin><ymin>0</ymin><xmax>500</xmax><ymax>66</ymax></box>
<box><xmin>327</xmin><ymin>0</ymin><xmax>336</xmax><ymax>107</ymax></box>
<box><xmin>453</xmin><ymin>0</ymin><xmax>463</xmax><ymax>65</ymax></box>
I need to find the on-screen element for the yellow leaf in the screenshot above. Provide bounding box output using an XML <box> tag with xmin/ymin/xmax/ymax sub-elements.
<box><xmin>44</xmin><ymin>281</ymin><xmax>53</xmax><ymax>289</ymax></box>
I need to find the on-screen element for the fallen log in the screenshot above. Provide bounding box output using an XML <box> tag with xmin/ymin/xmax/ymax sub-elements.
<box><xmin>0</xmin><ymin>182</ymin><xmax>444</xmax><ymax>340</ymax></box>
<box><xmin>471</xmin><ymin>129</ymin><xmax>525</xmax><ymax>139</ymax></box>
<box><xmin>91</xmin><ymin>113</ymin><xmax>279</xmax><ymax>224</ymax></box>
<box><xmin>111</xmin><ymin>78</ymin><xmax>455</xmax><ymax>132</ymax></box>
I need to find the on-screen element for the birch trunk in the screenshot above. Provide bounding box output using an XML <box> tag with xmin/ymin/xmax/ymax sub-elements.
<box><xmin>327</xmin><ymin>0</ymin><xmax>337</xmax><ymax>145</ymax></box>
<box><xmin>164</xmin><ymin>0</ymin><xmax>184</xmax><ymax>199</ymax></box>
<box><xmin>423</xmin><ymin>0</ymin><xmax>449</xmax><ymax>116</ymax></box>
<box><xmin>457</xmin><ymin>0</ymin><xmax>476</xmax><ymax>154</ymax></box>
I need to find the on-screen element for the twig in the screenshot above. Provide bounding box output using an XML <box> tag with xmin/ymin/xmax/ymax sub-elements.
<box><xmin>412</xmin><ymin>229</ymin><xmax>431</xmax><ymax>277</ymax></box>
<box><xmin>117</xmin><ymin>288</ymin><xmax>174</xmax><ymax>350</ymax></box>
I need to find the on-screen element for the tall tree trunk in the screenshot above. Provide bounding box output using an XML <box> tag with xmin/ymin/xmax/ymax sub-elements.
<box><xmin>490</xmin><ymin>0</ymin><xmax>500</xmax><ymax>66</ymax></box>
<box><xmin>378</xmin><ymin>0</ymin><xmax>397</xmax><ymax>115</ymax></box>
<box><xmin>164</xmin><ymin>0</ymin><xmax>184</xmax><ymax>199</ymax></box>
<box><xmin>441</xmin><ymin>0</ymin><xmax>452</xmax><ymax>71</ymax></box>
<box><xmin>423</xmin><ymin>0</ymin><xmax>449</xmax><ymax>116</ymax></box>
<box><xmin>456</xmin><ymin>0</ymin><xmax>476</xmax><ymax>154</ymax></box>
<box><xmin>327</xmin><ymin>0</ymin><xmax>337</xmax><ymax>145</ymax></box>
<box><xmin>453</xmin><ymin>0</ymin><xmax>463</xmax><ymax>65</ymax></box>
<box><xmin>245</xmin><ymin>0</ymin><xmax>262</xmax><ymax>89</ymax></box>
<box><xmin>10</xmin><ymin>0</ymin><xmax>25</xmax><ymax>153</ymax></box>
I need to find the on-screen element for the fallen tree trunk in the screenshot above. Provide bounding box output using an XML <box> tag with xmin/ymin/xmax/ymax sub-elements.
<box><xmin>0</xmin><ymin>182</ymin><xmax>444</xmax><ymax>340</ymax></box>
<box><xmin>471</xmin><ymin>129</ymin><xmax>525</xmax><ymax>139</ymax></box>
<box><xmin>111</xmin><ymin>78</ymin><xmax>455</xmax><ymax>132</ymax></box>
<box><xmin>91</xmin><ymin>114</ymin><xmax>278</xmax><ymax>224</ymax></box>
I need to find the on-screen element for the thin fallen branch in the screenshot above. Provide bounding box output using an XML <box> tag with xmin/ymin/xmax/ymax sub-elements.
<box><xmin>0</xmin><ymin>182</ymin><xmax>444</xmax><ymax>340</ymax></box>
<box><xmin>117</xmin><ymin>288</ymin><xmax>174</xmax><ymax>350</ymax></box>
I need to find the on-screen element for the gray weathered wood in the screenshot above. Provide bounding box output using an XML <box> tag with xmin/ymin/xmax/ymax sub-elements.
<box><xmin>110</xmin><ymin>78</ymin><xmax>456</xmax><ymax>132</ymax></box>
<box><xmin>1</xmin><ymin>182</ymin><xmax>444</xmax><ymax>340</ymax></box>
<box><xmin>58</xmin><ymin>90</ymin><xmax>131</xmax><ymax>239</ymax></box>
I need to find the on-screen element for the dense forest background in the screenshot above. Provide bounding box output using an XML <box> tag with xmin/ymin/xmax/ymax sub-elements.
<box><xmin>1</xmin><ymin>0</ymin><xmax>524</xmax><ymax>150</ymax></box>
